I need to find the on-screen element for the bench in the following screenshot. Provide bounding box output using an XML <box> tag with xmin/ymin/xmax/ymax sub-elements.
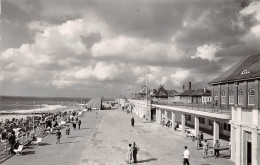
<box><xmin>31</xmin><ymin>138</ymin><xmax>42</xmax><ymax>146</ymax></box>
<box><xmin>13</xmin><ymin>145</ymin><xmax>23</xmax><ymax>155</ymax></box>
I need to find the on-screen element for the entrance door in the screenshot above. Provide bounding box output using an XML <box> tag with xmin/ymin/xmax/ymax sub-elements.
<box><xmin>247</xmin><ymin>142</ymin><xmax>251</xmax><ymax>165</ymax></box>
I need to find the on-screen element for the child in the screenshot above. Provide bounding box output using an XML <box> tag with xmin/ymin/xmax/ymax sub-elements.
<box><xmin>65</xmin><ymin>125</ymin><xmax>70</xmax><ymax>138</ymax></box>
<box><xmin>56</xmin><ymin>129</ymin><xmax>62</xmax><ymax>144</ymax></box>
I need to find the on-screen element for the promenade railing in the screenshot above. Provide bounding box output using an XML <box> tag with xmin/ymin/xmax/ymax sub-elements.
<box><xmin>0</xmin><ymin>113</ymin><xmax>72</xmax><ymax>156</ymax></box>
<box><xmin>152</xmin><ymin>101</ymin><xmax>232</xmax><ymax>115</ymax></box>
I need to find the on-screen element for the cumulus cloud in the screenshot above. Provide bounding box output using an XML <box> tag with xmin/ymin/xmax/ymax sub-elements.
<box><xmin>192</xmin><ymin>44</ymin><xmax>221</xmax><ymax>61</ymax></box>
<box><xmin>91</xmin><ymin>36</ymin><xmax>184</xmax><ymax>61</ymax></box>
<box><xmin>1</xmin><ymin>0</ymin><xmax>260</xmax><ymax>97</ymax></box>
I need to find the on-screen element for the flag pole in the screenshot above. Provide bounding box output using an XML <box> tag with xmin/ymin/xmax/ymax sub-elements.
<box><xmin>33</xmin><ymin>100</ymin><xmax>35</xmax><ymax>133</ymax></box>
<box><xmin>146</xmin><ymin>69</ymin><xmax>148</xmax><ymax>102</ymax></box>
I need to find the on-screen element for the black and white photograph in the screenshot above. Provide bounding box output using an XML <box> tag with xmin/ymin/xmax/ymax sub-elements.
<box><xmin>0</xmin><ymin>0</ymin><xmax>260</xmax><ymax>164</ymax></box>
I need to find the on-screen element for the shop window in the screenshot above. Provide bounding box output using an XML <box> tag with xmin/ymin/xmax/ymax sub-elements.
<box><xmin>238</xmin><ymin>89</ymin><xmax>244</xmax><ymax>105</ymax></box>
<box><xmin>221</xmin><ymin>90</ymin><xmax>226</xmax><ymax>104</ymax></box>
<box><xmin>229</xmin><ymin>90</ymin><xmax>234</xmax><ymax>104</ymax></box>
<box><xmin>248</xmin><ymin>89</ymin><xmax>255</xmax><ymax>105</ymax></box>
<box><xmin>224</xmin><ymin>123</ymin><xmax>231</xmax><ymax>131</ymax></box>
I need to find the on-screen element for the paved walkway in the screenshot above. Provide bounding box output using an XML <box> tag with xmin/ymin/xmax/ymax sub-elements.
<box><xmin>2</xmin><ymin>108</ymin><xmax>235</xmax><ymax>165</ymax></box>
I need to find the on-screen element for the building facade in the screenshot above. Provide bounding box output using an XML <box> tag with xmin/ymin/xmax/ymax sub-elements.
<box><xmin>209</xmin><ymin>53</ymin><xmax>260</xmax><ymax>165</ymax></box>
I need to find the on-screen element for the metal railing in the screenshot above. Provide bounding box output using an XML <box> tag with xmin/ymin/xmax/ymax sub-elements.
<box><xmin>152</xmin><ymin>101</ymin><xmax>232</xmax><ymax>115</ymax></box>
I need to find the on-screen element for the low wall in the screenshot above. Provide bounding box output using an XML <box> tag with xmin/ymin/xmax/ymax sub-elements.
<box><xmin>129</xmin><ymin>99</ymin><xmax>151</xmax><ymax>121</ymax></box>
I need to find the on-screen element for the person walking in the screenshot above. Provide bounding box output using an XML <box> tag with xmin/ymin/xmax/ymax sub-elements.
<box><xmin>131</xmin><ymin>117</ymin><xmax>135</xmax><ymax>127</ymax></box>
<box><xmin>73</xmin><ymin>121</ymin><xmax>76</xmax><ymax>130</ymax></box>
<box><xmin>127</xmin><ymin>143</ymin><xmax>133</xmax><ymax>164</ymax></box>
<box><xmin>213</xmin><ymin>99</ymin><xmax>218</xmax><ymax>111</ymax></box>
<box><xmin>78</xmin><ymin>119</ymin><xmax>81</xmax><ymax>129</ymax></box>
<box><xmin>56</xmin><ymin>129</ymin><xmax>62</xmax><ymax>144</ymax></box>
<box><xmin>183</xmin><ymin>146</ymin><xmax>190</xmax><ymax>165</ymax></box>
<box><xmin>202</xmin><ymin>140</ymin><xmax>209</xmax><ymax>159</ymax></box>
<box><xmin>196</xmin><ymin>134</ymin><xmax>201</xmax><ymax>149</ymax></box>
<box><xmin>65</xmin><ymin>125</ymin><xmax>70</xmax><ymax>138</ymax></box>
<box><xmin>200</xmin><ymin>132</ymin><xmax>204</xmax><ymax>141</ymax></box>
<box><xmin>132</xmin><ymin>142</ymin><xmax>140</xmax><ymax>163</ymax></box>
<box><xmin>228</xmin><ymin>138</ymin><xmax>231</xmax><ymax>156</ymax></box>
<box><xmin>214</xmin><ymin>140</ymin><xmax>220</xmax><ymax>159</ymax></box>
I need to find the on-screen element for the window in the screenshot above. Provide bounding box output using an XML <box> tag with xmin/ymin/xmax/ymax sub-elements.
<box><xmin>209</xmin><ymin>119</ymin><xmax>212</xmax><ymax>126</ymax></box>
<box><xmin>221</xmin><ymin>90</ymin><xmax>226</xmax><ymax>104</ymax></box>
<box><xmin>199</xmin><ymin>117</ymin><xmax>205</xmax><ymax>124</ymax></box>
<box><xmin>238</xmin><ymin>89</ymin><xmax>244</xmax><ymax>105</ymax></box>
<box><xmin>241</xmin><ymin>69</ymin><xmax>250</xmax><ymax>75</ymax></box>
<box><xmin>224</xmin><ymin>123</ymin><xmax>231</xmax><ymax>131</ymax></box>
<box><xmin>248</xmin><ymin>89</ymin><xmax>256</xmax><ymax>105</ymax></box>
<box><xmin>229</xmin><ymin>90</ymin><xmax>234</xmax><ymax>104</ymax></box>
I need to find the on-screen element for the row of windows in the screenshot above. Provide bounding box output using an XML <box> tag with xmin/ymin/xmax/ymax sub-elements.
<box><xmin>202</xmin><ymin>97</ymin><xmax>211</xmax><ymax>102</ymax></box>
<box><xmin>186</xmin><ymin>117</ymin><xmax>231</xmax><ymax>132</ymax></box>
<box><xmin>215</xmin><ymin>88</ymin><xmax>256</xmax><ymax>106</ymax></box>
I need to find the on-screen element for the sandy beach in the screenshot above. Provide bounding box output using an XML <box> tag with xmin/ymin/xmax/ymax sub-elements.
<box><xmin>0</xmin><ymin>105</ymin><xmax>84</xmax><ymax>121</ymax></box>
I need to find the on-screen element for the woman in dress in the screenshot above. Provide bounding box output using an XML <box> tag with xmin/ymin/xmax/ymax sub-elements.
<box><xmin>127</xmin><ymin>143</ymin><xmax>133</xmax><ymax>164</ymax></box>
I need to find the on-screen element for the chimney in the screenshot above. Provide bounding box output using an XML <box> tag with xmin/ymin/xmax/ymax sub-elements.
<box><xmin>183</xmin><ymin>85</ymin><xmax>185</xmax><ymax>91</ymax></box>
<box><xmin>189</xmin><ymin>82</ymin><xmax>191</xmax><ymax>90</ymax></box>
<box><xmin>204</xmin><ymin>87</ymin><xmax>206</xmax><ymax>93</ymax></box>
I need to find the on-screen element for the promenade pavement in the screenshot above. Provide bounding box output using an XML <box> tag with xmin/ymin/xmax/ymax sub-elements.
<box><xmin>2</xmin><ymin>108</ymin><xmax>235</xmax><ymax>165</ymax></box>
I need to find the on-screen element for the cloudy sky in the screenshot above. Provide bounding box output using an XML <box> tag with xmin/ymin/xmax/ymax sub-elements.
<box><xmin>0</xmin><ymin>0</ymin><xmax>260</xmax><ymax>98</ymax></box>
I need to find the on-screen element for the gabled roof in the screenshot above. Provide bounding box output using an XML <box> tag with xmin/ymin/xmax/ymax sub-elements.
<box><xmin>180</xmin><ymin>90</ymin><xmax>195</xmax><ymax>96</ymax></box>
<box><xmin>138</xmin><ymin>86</ymin><xmax>151</xmax><ymax>95</ymax></box>
<box><xmin>166</xmin><ymin>89</ymin><xmax>180</xmax><ymax>97</ymax></box>
<box><xmin>209</xmin><ymin>53</ymin><xmax>260</xmax><ymax>84</ymax></box>
<box><xmin>154</xmin><ymin>85</ymin><xmax>168</xmax><ymax>97</ymax></box>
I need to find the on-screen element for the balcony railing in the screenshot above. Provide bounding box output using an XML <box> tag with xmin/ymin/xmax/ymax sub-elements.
<box><xmin>152</xmin><ymin>100</ymin><xmax>231</xmax><ymax>115</ymax></box>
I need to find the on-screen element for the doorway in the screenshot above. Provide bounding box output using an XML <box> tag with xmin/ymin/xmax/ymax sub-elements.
<box><xmin>247</xmin><ymin>142</ymin><xmax>252</xmax><ymax>165</ymax></box>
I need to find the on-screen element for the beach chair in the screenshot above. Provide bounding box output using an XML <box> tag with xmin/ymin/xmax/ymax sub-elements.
<box><xmin>31</xmin><ymin>137</ymin><xmax>42</xmax><ymax>145</ymax></box>
<box><xmin>13</xmin><ymin>145</ymin><xmax>23</xmax><ymax>155</ymax></box>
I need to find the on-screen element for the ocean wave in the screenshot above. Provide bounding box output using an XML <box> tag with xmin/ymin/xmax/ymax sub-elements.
<box><xmin>0</xmin><ymin>104</ymin><xmax>67</xmax><ymax>113</ymax></box>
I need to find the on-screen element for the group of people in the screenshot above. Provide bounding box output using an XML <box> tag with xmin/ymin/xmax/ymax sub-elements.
<box><xmin>127</xmin><ymin>142</ymin><xmax>139</xmax><ymax>164</ymax></box>
<box><xmin>195</xmin><ymin>132</ymin><xmax>231</xmax><ymax>159</ymax></box>
<box><xmin>56</xmin><ymin>118</ymin><xmax>81</xmax><ymax>143</ymax></box>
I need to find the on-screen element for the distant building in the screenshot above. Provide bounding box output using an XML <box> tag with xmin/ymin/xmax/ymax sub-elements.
<box><xmin>153</xmin><ymin>85</ymin><xmax>169</xmax><ymax>99</ymax></box>
<box><xmin>209</xmin><ymin>53</ymin><xmax>260</xmax><ymax>165</ymax></box>
<box><xmin>179</xmin><ymin>82</ymin><xmax>211</xmax><ymax>104</ymax></box>
<box><xmin>167</xmin><ymin>89</ymin><xmax>180</xmax><ymax>102</ymax></box>
<box><xmin>134</xmin><ymin>86</ymin><xmax>152</xmax><ymax>99</ymax></box>
<box><xmin>151</xmin><ymin>85</ymin><xmax>179</xmax><ymax>102</ymax></box>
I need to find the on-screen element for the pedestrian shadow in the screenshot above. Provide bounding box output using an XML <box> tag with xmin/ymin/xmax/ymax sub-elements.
<box><xmin>137</xmin><ymin>158</ymin><xmax>157</xmax><ymax>163</ymax></box>
<box><xmin>22</xmin><ymin>151</ymin><xmax>36</xmax><ymax>155</ymax></box>
<box><xmin>61</xmin><ymin>141</ymin><xmax>78</xmax><ymax>144</ymax></box>
<box><xmin>79</xmin><ymin>128</ymin><xmax>91</xmax><ymax>130</ymax></box>
<box><xmin>221</xmin><ymin>155</ymin><xmax>231</xmax><ymax>159</ymax></box>
<box><xmin>69</xmin><ymin>136</ymin><xmax>84</xmax><ymax>138</ymax></box>
<box><xmin>39</xmin><ymin>143</ymin><xmax>51</xmax><ymax>146</ymax></box>
<box><xmin>204</xmin><ymin>138</ymin><xmax>213</xmax><ymax>141</ymax></box>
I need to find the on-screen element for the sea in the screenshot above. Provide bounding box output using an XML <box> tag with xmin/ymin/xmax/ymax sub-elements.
<box><xmin>0</xmin><ymin>96</ymin><xmax>91</xmax><ymax>113</ymax></box>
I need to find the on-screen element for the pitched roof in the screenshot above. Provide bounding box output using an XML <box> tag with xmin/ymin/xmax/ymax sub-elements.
<box><xmin>166</xmin><ymin>89</ymin><xmax>180</xmax><ymax>97</ymax></box>
<box><xmin>191</xmin><ymin>89</ymin><xmax>211</xmax><ymax>96</ymax></box>
<box><xmin>209</xmin><ymin>53</ymin><xmax>260</xmax><ymax>84</ymax></box>
<box><xmin>154</xmin><ymin>85</ymin><xmax>168</xmax><ymax>97</ymax></box>
<box><xmin>180</xmin><ymin>90</ymin><xmax>195</xmax><ymax>96</ymax></box>
<box><xmin>138</xmin><ymin>86</ymin><xmax>151</xmax><ymax>94</ymax></box>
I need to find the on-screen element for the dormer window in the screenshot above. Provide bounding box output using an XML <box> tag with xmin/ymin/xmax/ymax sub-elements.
<box><xmin>241</xmin><ymin>69</ymin><xmax>250</xmax><ymax>74</ymax></box>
